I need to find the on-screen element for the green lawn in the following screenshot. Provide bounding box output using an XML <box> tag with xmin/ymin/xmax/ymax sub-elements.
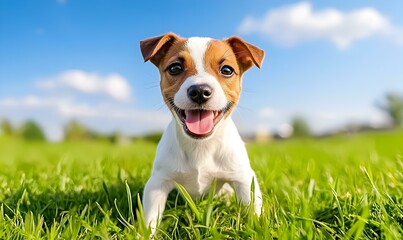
<box><xmin>0</xmin><ymin>131</ymin><xmax>402</xmax><ymax>239</ymax></box>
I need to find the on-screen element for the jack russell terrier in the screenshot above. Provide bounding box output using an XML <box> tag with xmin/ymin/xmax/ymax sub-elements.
<box><xmin>140</xmin><ymin>32</ymin><xmax>264</xmax><ymax>231</ymax></box>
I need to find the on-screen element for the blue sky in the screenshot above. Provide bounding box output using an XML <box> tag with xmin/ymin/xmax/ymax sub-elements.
<box><xmin>1</xmin><ymin>0</ymin><xmax>403</xmax><ymax>141</ymax></box>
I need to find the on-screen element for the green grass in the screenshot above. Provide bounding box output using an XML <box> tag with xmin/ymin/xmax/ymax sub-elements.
<box><xmin>0</xmin><ymin>131</ymin><xmax>402</xmax><ymax>239</ymax></box>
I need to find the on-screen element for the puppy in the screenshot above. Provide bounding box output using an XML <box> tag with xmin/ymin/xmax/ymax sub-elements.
<box><xmin>140</xmin><ymin>33</ymin><xmax>264</xmax><ymax>231</ymax></box>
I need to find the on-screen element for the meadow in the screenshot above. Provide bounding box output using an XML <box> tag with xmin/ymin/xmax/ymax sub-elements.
<box><xmin>0</xmin><ymin>130</ymin><xmax>402</xmax><ymax>239</ymax></box>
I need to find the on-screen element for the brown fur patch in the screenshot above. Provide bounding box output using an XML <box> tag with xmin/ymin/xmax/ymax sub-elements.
<box><xmin>203</xmin><ymin>40</ymin><xmax>243</xmax><ymax>117</ymax></box>
<box><xmin>158</xmin><ymin>39</ymin><xmax>197</xmax><ymax>108</ymax></box>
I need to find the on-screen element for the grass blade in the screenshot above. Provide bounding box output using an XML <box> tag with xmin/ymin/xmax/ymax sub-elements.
<box><xmin>125</xmin><ymin>180</ymin><xmax>135</xmax><ymax>224</ymax></box>
<box><xmin>175</xmin><ymin>182</ymin><xmax>201</xmax><ymax>222</ymax></box>
<box><xmin>203</xmin><ymin>179</ymin><xmax>217</xmax><ymax>227</ymax></box>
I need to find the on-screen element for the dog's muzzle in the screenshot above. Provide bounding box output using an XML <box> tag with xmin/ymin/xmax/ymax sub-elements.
<box><xmin>170</xmin><ymin>83</ymin><xmax>233</xmax><ymax>139</ymax></box>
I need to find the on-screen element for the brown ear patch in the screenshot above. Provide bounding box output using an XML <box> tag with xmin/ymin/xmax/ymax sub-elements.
<box><xmin>225</xmin><ymin>36</ymin><xmax>265</xmax><ymax>72</ymax></box>
<box><xmin>140</xmin><ymin>32</ymin><xmax>182</xmax><ymax>66</ymax></box>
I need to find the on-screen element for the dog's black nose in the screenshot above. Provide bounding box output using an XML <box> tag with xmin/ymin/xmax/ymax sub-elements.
<box><xmin>187</xmin><ymin>84</ymin><xmax>213</xmax><ymax>104</ymax></box>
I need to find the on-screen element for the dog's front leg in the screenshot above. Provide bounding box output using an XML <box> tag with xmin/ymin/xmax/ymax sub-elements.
<box><xmin>143</xmin><ymin>175</ymin><xmax>173</xmax><ymax>233</ymax></box>
<box><xmin>232</xmin><ymin>172</ymin><xmax>263</xmax><ymax>215</ymax></box>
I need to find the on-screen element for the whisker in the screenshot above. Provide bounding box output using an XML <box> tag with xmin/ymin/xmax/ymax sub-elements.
<box><xmin>236</xmin><ymin>104</ymin><xmax>253</xmax><ymax>112</ymax></box>
<box><xmin>231</xmin><ymin>104</ymin><xmax>253</xmax><ymax>123</ymax></box>
<box><xmin>241</xmin><ymin>87</ymin><xmax>257</xmax><ymax>95</ymax></box>
<box><xmin>152</xmin><ymin>102</ymin><xmax>168</xmax><ymax>112</ymax></box>
<box><xmin>144</xmin><ymin>82</ymin><xmax>160</xmax><ymax>90</ymax></box>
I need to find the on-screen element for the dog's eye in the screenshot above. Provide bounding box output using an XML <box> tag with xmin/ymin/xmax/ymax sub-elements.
<box><xmin>167</xmin><ymin>62</ymin><xmax>183</xmax><ymax>75</ymax></box>
<box><xmin>220</xmin><ymin>65</ymin><xmax>234</xmax><ymax>77</ymax></box>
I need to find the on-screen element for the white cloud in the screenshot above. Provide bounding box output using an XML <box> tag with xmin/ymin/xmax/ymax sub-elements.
<box><xmin>0</xmin><ymin>96</ymin><xmax>170</xmax><ymax>121</ymax></box>
<box><xmin>37</xmin><ymin>70</ymin><xmax>131</xmax><ymax>101</ymax></box>
<box><xmin>258</xmin><ymin>107</ymin><xmax>276</xmax><ymax>118</ymax></box>
<box><xmin>0</xmin><ymin>95</ymin><xmax>68</xmax><ymax>108</ymax></box>
<box><xmin>250</xmin><ymin>105</ymin><xmax>390</xmax><ymax>136</ymax></box>
<box><xmin>104</xmin><ymin>74</ymin><xmax>132</xmax><ymax>101</ymax></box>
<box><xmin>0</xmin><ymin>95</ymin><xmax>98</xmax><ymax>118</ymax></box>
<box><xmin>238</xmin><ymin>2</ymin><xmax>403</xmax><ymax>49</ymax></box>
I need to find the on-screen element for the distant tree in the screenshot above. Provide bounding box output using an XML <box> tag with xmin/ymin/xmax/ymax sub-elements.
<box><xmin>64</xmin><ymin>120</ymin><xmax>91</xmax><ymax>141</ymax></box>
<box><xmin>109</xmin><ymin>130</ymin><xmax>122</xmax><ymax>144</ymax></box>
<box><xmin>377</xmin><ymin>92</ymin><xmax>403</xmax><ymax>127</ymax></box>
<box><xmin>20</xmin><ymin>120</ymin><xmax>46</xmax><ymax>141</ymax></box>
<box><xmin>143</xmin><ymin>132</ymin><xmax>163</xmax><ymax>144</ymax></box>
<box><xmin>291</xmin><ymin>116</ymin><xmax>311</xmax><ymax>138</ymax></box>
<box><xmin>1</xmin><ymin>119</ymin><xmax>14</xmax><ymax>136</ymax></box>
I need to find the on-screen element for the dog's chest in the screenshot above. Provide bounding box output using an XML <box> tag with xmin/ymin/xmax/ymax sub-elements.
<box><xmin>169</xmin><ymin>148</ymin><xmax>234</xmax><ymax>198</ymax></box>
<box><xmin>172</xmin><ymin>161</ymin><xmax>225</xmax><ymax>198</ymax></box>
<box><xmin>155</xmin><ymin>119</ymin><xmax>247</xmax><ymax>198</ymax></box>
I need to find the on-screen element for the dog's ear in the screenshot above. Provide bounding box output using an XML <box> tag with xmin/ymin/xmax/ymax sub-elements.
<box><xmin>140</xmin><ymin>32</ymin><xmax>180</xmax><ymax>66</ymax></box>
<box><xmin>225</xmin><ymin>36</ymin><xmax>264</xmax><ymax>72</ymax></box>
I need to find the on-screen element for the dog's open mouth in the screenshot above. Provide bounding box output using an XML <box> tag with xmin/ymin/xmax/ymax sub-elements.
<box><xmin>170</xmin><ymin>102</ymin><xmax>233</xmax><ymax>139</ymax></box>
<box><xmin>179</xmin><ymin>110</ymin><xmax>223</xmax><ymax>138</ymax></box>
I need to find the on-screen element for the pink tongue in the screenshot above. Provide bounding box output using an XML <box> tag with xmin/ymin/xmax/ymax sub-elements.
<box><xmin>185</xmin><ymin>110</ymin><xmax>214</xmax><ymax>135</ymax></box>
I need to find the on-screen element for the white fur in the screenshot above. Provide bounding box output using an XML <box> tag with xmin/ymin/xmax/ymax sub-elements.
<box><xmin>186</xmin><ymin>37</ymin><xmax>211</xmax><ymax>73</ymax></box>
<box><xmin>174</xmin><ymin>37</ymin><xmax>227</xmax><ymax>111</ymax></box>
<box><xmin>174</xmin><ymin>75</ymin><xmax>228</xmax><ymax>111</ymax></box>
<box><xmin>143</xmin><ymin>37</ymin><xmax>263</xmax><ymax>234</ymax></box>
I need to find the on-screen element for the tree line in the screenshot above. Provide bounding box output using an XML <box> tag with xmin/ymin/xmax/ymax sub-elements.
<box><xmin>0</xmin><ymin>119</ymin><xmax>124</xmax><ymax>143</ymax></box>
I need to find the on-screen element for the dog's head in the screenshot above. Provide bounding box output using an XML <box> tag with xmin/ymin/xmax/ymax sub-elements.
<box><xmin>140</xmin><ymin>33</ymin><xmax>264</xmax><ymax>140</ymax></box>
